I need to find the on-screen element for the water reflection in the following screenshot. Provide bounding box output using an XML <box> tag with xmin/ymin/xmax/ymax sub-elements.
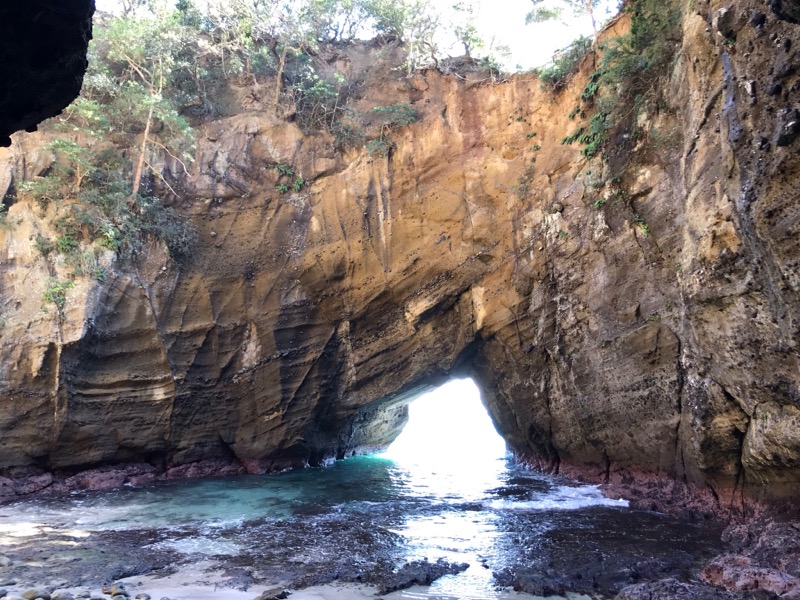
<box><xmin>1</xmin><ymin>379</ymin><xmax>724</xmax><ymax>599</ymax></box>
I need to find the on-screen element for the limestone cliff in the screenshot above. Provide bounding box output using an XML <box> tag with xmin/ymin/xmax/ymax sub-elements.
<box><xmin>1</xmin><ymin>0</ymin><xmax>799</xmax><ymax>508</ymax></box>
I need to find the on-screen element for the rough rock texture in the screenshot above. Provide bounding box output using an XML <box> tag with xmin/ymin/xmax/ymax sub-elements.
<box><xmin>0</xmin><ymin>1</ymin><xmax>94</xmax><ymax>146</ymax></box>
<box><xmin>614</xmin><ymin>578</ymin><xmax>738</xmax><ymax>600</ymax></box>
<box><xmin>1</xmin><ymin>1</ymin><xmax>799</xmax><ymax>511</ymax></box>
<box><xmin>693</xmin><ymin>517</ymin><xmax>800</xmax><ymax>598</ymax></box>
<box><xmin>702</xmin><ymin>554</ymin><xmax>800</xmax><ymax>598</ymax></box>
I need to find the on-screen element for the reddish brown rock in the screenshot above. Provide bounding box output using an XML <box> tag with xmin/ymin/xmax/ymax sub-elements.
<box><xmin>13</xmin><ymin>473</ymin><xmax>53</xmax><ymax>496</ymax></box>
<box><xmin>164</xmin><ymin>460</ymin><xmax>246</xmax><ymax>480</ymax></box>
<box><xmin>702</xmin><ymin>555</ymin><xmax>800</xmax><ymax>597</ymax></box>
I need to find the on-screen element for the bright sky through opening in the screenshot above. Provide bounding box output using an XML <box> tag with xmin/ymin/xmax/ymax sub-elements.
<box><xmin>384</xmin><ymin>378</ymin><xmax>507</xmax><ymax>465</ymax></box>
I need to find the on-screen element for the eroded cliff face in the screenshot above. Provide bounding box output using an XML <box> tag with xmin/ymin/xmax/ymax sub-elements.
<box><xmin>1</xmin><ymin>0</ymin><xmax>799</xmax><ymax>507</ymax></box>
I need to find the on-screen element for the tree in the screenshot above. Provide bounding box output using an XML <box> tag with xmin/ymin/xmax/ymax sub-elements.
<box><xmin>120</xmin><ymin>0</ymin><xmax>150</xmax><ymax>17</ymax></box>
<box><xmin>93</xmin><ymin>10</ymin><xmax>196</xmax><ymax>198</ymax></box>
<box><xmin>362</xmin><ymin>0</ymin><xmax>411</xmax><ymax>38</ymax></box>
<box><xmin>303</xmin><ymin>0</ymin><xmax>372</xmax><ymax>42</ymax></box>
<box><xmin>400</xmin><ymin>1</ymin><xmax>442</xmax><ymax>74</ymax></box>
<box><xmin>451</xmin><ymin>1</ymin><xmax>483</xmax><ymax>59</ymax></box>
<box><xmin>526</xmin><ymin>0</ymin><xmax>603</xmax><ymax>46</ymax></box>
<box><xmin>18</xmin><ymin>5</ymin><xmax>200</xmax><ymax>272</ymax></box>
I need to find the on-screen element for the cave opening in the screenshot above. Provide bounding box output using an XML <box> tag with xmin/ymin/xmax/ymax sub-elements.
<box><xmin>382</xmin><ymin>377</ymin><xmax>507</xmax><ymax>469</ymax></box>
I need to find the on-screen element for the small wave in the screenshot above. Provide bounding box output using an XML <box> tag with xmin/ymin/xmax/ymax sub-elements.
<box><xmin>151</xmin><ymin>536</ymin><xmax>243</xmax><ymax>556</ymax></box>
<box><xmin>486</xmin><ymin>485</ymin><xmax>628</xmax><ymax>511</ymax></box>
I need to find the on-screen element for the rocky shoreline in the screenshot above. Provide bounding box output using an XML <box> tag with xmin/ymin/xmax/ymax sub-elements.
<box><xmin>0</xmin><ymin>578</ymin><xmax>384</xmax><ymax>600</ymax></box>
<box><xmin>0</xmin><ymin>462</ymin><xmax>252</xmax><ymax>506</ymax></box>
<box><xmin>0</xmin><ymin>453</ymin><xmax>777</xmax><ymax>517</ymax></box>
<box><xmin>2</xmin><ymin>519</ymin><xmax>800</xmax><ymax>600</ymax></box>
<box><xmin>0</xmin><ymin>553</ymin><xmax>474</xmax><ymax>600</ymax></box>
<box><xmin>2</xmin><ymin>459</ymin><xmax>799</xmax><ymax>600</ymax></box>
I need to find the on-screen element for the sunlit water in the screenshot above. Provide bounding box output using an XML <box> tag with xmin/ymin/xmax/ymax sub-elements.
<box><xmin>0</xmin><ymin>380</ymin><xmax>723</xmax><ymax>599</ymax></box>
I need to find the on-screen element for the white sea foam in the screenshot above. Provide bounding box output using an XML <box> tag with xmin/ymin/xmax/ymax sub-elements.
<box><xmin>153</xmin><ymin>536</ymin><xmax>243</xmax><ymax>556</ymax></box>
<box><xmin>487</xmin><ymin>485</ymin><xmax>628</xmax><ymax>511</ymax></box>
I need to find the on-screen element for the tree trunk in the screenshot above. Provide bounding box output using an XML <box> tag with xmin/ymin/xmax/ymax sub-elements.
<box><xmin>274</xmin><ymin>44</ymin><xmax>288</xmax><ymax>112</ymax></box>
<box><xmin>586</xmin><ymin>0</ymin><xmax>598</xmax><ymax>50</ymax></box>
<box><xmin>131</xmin><ymin>100</ymin><xmax>154</xmax><ymax>203</ymax></box>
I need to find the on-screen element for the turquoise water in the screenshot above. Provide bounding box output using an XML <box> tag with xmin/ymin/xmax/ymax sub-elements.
<box><xmin>1</xmin><ymin>454</ymin><xmax>724</xmax><ymax>599</ymax></box>
<box><xmin>0</xmin><ymin>382</ymin><xmax>724</xmax><ymax>598</ymax></box>
<box><xmin>1</xmin><ymin>454</ymin><xmax>626</xmax><ymax>534</ymax></box>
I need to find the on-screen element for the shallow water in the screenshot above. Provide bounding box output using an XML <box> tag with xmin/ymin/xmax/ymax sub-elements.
<box><xmin>0</xmin><ymin>453</ymin><xmax>724</xmax><ymax>599</ymax></box>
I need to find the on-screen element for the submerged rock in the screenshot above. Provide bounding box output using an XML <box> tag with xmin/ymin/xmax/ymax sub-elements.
<box><xmin>378</xmin><ymin>559</ymin><xmax>469</xmax><ymax>595</ymax></box>
<box><xmin>253</xmin><ymin>589</ymin><xmax>289</xmax><ymax>600</ymax></box>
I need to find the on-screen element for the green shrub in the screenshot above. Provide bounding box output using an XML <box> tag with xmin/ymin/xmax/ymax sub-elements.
<box><xmin>514</xmin><ymin>165</ymin><xmax>536</xmax><ymax>200</ymax></box>
<box><xmin>20</xmin><ymin>136</ymin><xmax>196</xmax><ymax>269</ymax></box>
<box><xmin>274</xmin><ymin>163</ymin><xmax>294</xmax><ymax>177</ymax></box>
<box><xmin>562</xmin><ymin>110</ymin><xmax>610</xmax><ymax>159</ymax></box>
<box><xmin>332</xmin><ymin>122</ymin><xmax>366</xmax><ymax>151</ymax></box>
<box><xmin>42</xmin><ymin>278</ymin><xmax>75</xmax><ymax>312</ymax></box>
<box><xmin>34</xmin><ymin>235</ymin><xmax>56</xmax><ymax>257</ymax></box>
<box><xmin>364</xmin><ymin>103</ymin><xmax>417</xmax><ymax>159</ymax></box>
<box><xmin>561</xmin><ymin>0</ymin><xmax>682</xmax><ymax>163</ymax></box>
<box><xmin>536</xmin><ymin>36</ymin><xmax>592</xmax><ymax>90</ymax></box>
<box><xmin>136</xmin><ymin>196</ymin><xmax>197</xmax><ymax>260</ymax></box>
<box><xmin>55</xmin><ymin>234</ymin><xmax>80</xmax><ymax>255</ymax></box>
<box><xmin>601</xmin><ymin>0</ymin><xmax>682</xmax><ymax>107</ymax></box>
<box><xmin>271</xmin><ymin>164</ymin><xmax>306</xmax><ymax>194</ymax></box>
<box><xmin>292</xmin><ymin>71</ymin><xmax>339</xmax><ymax>132</ymax></box>
<box><xmin>633</xmin><ymin>214</ymin><xmax>650</xmax><ymax>237</ymax></box>
<box><xmin>371</xmin><ymin>103</ymin><xmax>417</xmax><ymax>129</ymax></box>
<box><xmin>366</xmin><ymin>138</ymin><xmax>393</xmax><ymax>157</ymax></box>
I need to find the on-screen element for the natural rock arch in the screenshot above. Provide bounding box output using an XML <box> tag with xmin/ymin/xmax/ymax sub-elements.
<box><xmin>2</xmin><ymin>4</ymin><xmax>800</xmax><ymax>510</ymax></box>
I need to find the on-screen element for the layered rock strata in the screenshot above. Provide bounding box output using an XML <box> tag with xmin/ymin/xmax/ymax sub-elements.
<box><xmin>1</xmin><ymin>0</ymin><xmax>799</xmax><ymax>510</ymax></box>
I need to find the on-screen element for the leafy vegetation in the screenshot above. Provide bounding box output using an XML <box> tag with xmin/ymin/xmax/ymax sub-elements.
<box><xmin>527</xmin><ymin>0</ymin><xmax>603</xmax><ymax>41</ymax></box>
<box><xmin>365</xmin><ymin>103</ymin><xmax>418</xmax><ymax>157</ymax></box>
<box><xmin>560</xmin><ymin>0</ymin><xmax>683</xmax><ymax>164</ymax></box>
<box><xmin>633</xmin><ymin>214</ymin><xmax>650</xmax><ymax>237</ymax></box>
<box><xmin>22</xmin><ymin>138</ymin><xmax>195</xmax><ymax>269</ymax></box>
<box><xmin>42</xmin><ymin>278</ymin><xmax>75</xmax><ymax>313</ymax></box>
<box><xmin>536</xmin><ymin>36</ymin><xmax>592</xmax><ymax>90</ymax></box>
<box><xmin>513</xmin><ymin>165</ymin><xmax>536</xmax><ymax>200</ymax></box>
<box><xmin>372</xmin><ymin>103</ymin><xmax>417</xmax><ymax>129</ymax></box>
<box><xmin>17</xmin><ymin>8</ymin><xmax>203</xmax><ymax>299</ymax></box>
<box><xmin>13</xmin><ymin>0</ymin><xmax>525</xmax><ymax>318</ymax></box>
<box><xmin>561</xmin><ymin>111</ymin><xmax>609</xmax><ymax>158</ymax></box>
<box><xmin>21</xmin><ymin>0</ymin><xmax>485</xmax><ymax>302</ymax></box>
<box><xmin>270</xmin><ymin>163</ymin><xmax>307</xmax><ymax>193</ymax></box>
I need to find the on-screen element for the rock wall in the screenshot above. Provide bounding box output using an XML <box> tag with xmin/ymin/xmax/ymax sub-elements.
<box><xmin>1</xmin><ymin>0</ymin><xmax>799</xmax><ymax>507</ymax></box>
<box><xmin>0</xmin><ymin>1</ymin><xmax>94</xmax><ymax>146</ymax></box>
